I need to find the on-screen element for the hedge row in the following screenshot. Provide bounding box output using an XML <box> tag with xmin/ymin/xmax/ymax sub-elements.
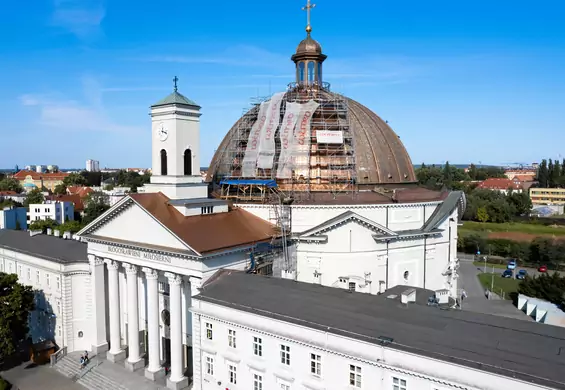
<box><xmin>457</xmin><ymin>234</ymin><xmax>565</xmax><ymax>270</ymax></box>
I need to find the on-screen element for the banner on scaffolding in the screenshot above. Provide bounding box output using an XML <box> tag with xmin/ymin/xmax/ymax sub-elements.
<box><xmin>241</xmin><ymin>100</ymin><xmax>270</xmax><ymax>177</ymax></box>
<box><xmin>277</xmin><ymin>100</ymin><xmax>320</xmax><ymax>178</ymax></box>
<box><xmin>316</xmin><ymin>130</ymin><xmax>343</xmax><ymax>144</ymax></box>
<box><xmin>275</xmin><ymin>102</ymin><xmax>302</xmax><ymax>178</ymax></box>
<box><xmin>257</xmin><ymin>92</ymin><xmax>285</xmax><ymax>169</ymax></box>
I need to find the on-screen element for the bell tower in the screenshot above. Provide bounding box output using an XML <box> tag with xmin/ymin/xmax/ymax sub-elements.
<box><xmin>143</xmin><ymin>77</ymin><xmax>208</xmax><ymax>200</ymax></box>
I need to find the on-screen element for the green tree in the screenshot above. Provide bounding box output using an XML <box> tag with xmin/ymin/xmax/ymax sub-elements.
<box><xmin>62</xmin><ymin>173</ymin><xmax>87</xmax><ymax>187</ymax></box>
<box><xmin>24</xmin><ymin>188</ymin><xmax>44</xmax><ymax>207</ymax></box>
<box><xmin>0</xmin><ymin>273</ymin><xmax>35</xmax><ymax>360</ymax></box>
<box><xmin>53</xmin><ymin>183</ymin><xmax>67</xmax><ymax>195</ymax></box>
<box><xmin>518</xmin><ymin>272</ymin><xmax>565</xmax><ymax>308</ymax></box>
<box><xmin>80</xmin><ymin>171</ymin><xmax>102</xmax><ymax>187</ymax></box>
<box><xmin>82</xmin><ymin>192</ymin><xmax>110</xmax><ymax>226</ymax></box>
<box><xmin>476</xmin><ymin>206</ymin><xmax>489</xmax><ymax>222</ymax></box>
<box><xmin>0</xmin><ymin>178</ymin><xmax>23</xmax><ymax>193</ymax></box>
<box><xmin>58</xmin><ymin>220</ymin><xmax>82</xmax><ymax>234</ymax></box>
<box><xmin>551</xmin><ymin>159</ymin><xmax>562</xmax><ymax>188</ymax></box>
<box><xmin>507</xmin><ymin>191</ymin><xmax>532</xmax><ymax>216</ymax></box>
<box><xmin>537</xmin><ymin>159</ymin><xmax>549</xmax><ymax>188</ymax></box>
<box><xmin>28</xmin><ymin>218</ymin><xmax>58</xmax><ymax>233</ymax></box>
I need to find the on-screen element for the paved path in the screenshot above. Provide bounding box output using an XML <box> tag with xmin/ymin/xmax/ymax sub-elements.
<box><xmin>1</xmin><ymin>361</ymin><xmax>86</xmax><ymax>390</ymax></box>
<box><xmin>458</xmin><ymin>259</ymin><xmax>532</xmax><ymax>321</ymax></box>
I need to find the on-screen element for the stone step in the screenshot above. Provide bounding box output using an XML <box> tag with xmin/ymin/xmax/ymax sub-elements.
<box><xmin>78</xmin><ymin>365</ymin><xmax>129</xmax><ymax>390</ymax></box>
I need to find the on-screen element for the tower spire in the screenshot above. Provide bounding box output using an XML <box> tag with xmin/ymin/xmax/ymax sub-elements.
<box><xmin>173</xmin><ymin>76</ymin><xmax>179</xmax><ymax>92</ymax></box>
<box><xmin>302</xmin><ymin>0</ymin><xmax>316</xmax><ymax>35</ymax></box>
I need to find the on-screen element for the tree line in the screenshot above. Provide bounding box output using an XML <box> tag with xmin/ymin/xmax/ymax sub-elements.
<box><xmin>415</xmin><ymin>163</ymin><xmax>532</xmax><ymax>223</ymax></box>
<box><xmin>536</xmin><ymin>158</ymin><xmax>565</xmax><ymax>188</ymax></box>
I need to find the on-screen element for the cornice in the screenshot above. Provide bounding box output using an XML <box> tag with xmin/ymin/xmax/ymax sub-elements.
<box><xmin>84</xmin><ymin>236</ymin><xmax>201</xmax><ymax>261</ymax></box>
<box><xmin>193</xmin><ymin>310</ymin><xmax>471</xmax><ymax>390</ymax></box>
<box><xmin>238</xmin><ymin>201</ymin><xmax>443</xmax><ymax>210</ymax></box>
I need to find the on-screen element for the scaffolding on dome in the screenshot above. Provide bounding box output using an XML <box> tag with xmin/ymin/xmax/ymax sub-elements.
<box><xmin>215</xmin><ymin>83</ymin><xmax>357</xmax><ymax>204</ymax></box>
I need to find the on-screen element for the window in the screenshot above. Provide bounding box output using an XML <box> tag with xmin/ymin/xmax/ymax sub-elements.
<box><xmin>58</xmin><ymin>325</ymin><xmax>62</xmax><ymax>337</ymax></box>
<box><xmin>317</xmin><ymin>62</ymin><xmax>323</xmax><ymax>83</ymax></box>
<box><xmin>253</xmin><ymin>336</ymin><xmax>262</xmax><ymax>356</ymax></box>
<box><xmin>184</xmin><ymin>149</ymin><xmax>192</xmax><ymax>175</ymax></box>
<box><xmin>253</xmin><ymin>373</ymin><xmax>263</xmax><ymax>390</ymax></box>
<box><xmin>201</xmin><ymin>206</ymin><xmax>214</xmax><ymax>215</ymax></box>
<box><xmin>280</xmin><ymin>344</ymin><xmax>290</xmax><ymax>365</ymax></box>
<box><xmin>27</xmin><ymin>268</ymin><xmax>31</xmax><ymax>280</ymax></box>
<box><xmin>36</xmin><ymin>270</ymin><xmax>40</xmax><ymax>283</ymax></box>
<box><xmin>228</xmin><ymin>329</ymin><xmax>236</xmax><ymax>348</ymax></box>
<box><xmin>56</xmin><ymin>300</ymin><xmax>61</xmax><ymax>314</ymax></box>
<box><xmin>348</xmin><ymin>282</ymin><xmax>356</xmax><ymax>292</ymax></box>
<box><xmin>205</xmin><ymin>355</ymin><xmax>214</xmax><ymax>376</ymax></box>
<box><xmin>46</xmin><ymin>273</ymin><xmax>50</xmax><ymax>286</ymax></box>
<box><xmin>279</xmin><ymin>383</ymin><xmax>290</xmax><ymax>390</ymax></box>
<box><xmin>349</xmin><ymin>365</ymin><xmax>362</xmax><ymax>388</ymax></box>
<box><xmin>9</xmin><ymin>263</ymin><xmax>12</xmax><ymax>273</ymax></box>
<box><xmin>308</xmin><ymin>61</ymin><xmax>315</xmax><ymax>83</ymax></box>
<box><xmin>228</xmin><ymin>364</ymin><xmax>237</xmax><ymax>384</ymax></box>
<box><xmin>205</xmin><ymin>322</ymin><xmax>213</xmax><ymax>340</ymax></box>
<box><xmin>310</xmin><ymin>353</ymin><xmax>321</xmax><ymax>376</ymax></box>
<box><xmin>392</xmin><ymin>377</ymin><xmax>407</xmax><ymax>390</ymax></box>
<box><xmin>56</xmin><ymin>276</ymin><xmax>60</xmax><ymax>290</ymax></box>
<box><xmin>298</xmin><ymin>62</ymin><xmax>305</xmax><ymax>82</ymax></box>
<box><xmin>160</xmin><ymin>149</ymin><xmax>168</xmax><ymax>175</ymax></box>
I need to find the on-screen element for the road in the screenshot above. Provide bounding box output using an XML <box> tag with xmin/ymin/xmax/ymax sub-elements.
<box><xmin>458</xmin><ymin>252</ymin><xmax>556</xmax><ymax>278</ymax></box>
<box><xmin>457</xmin><ymin>254</ymin><xmax>531</xmax><ymax>321</ymax></box>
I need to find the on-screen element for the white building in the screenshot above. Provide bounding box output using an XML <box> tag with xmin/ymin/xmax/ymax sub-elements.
<box><xmin>75</xmin><ymin>82</ymin><xmax>278</xmax><ymax>390</ymax></box>
<box><xmin>191</xmin><ymin>270</ymin><xmax>565</xmax><ymax>390</ymax></box>
<box><xmin>86</xmin><ymin>159</ymin><xmax>100</xmax><ymax>172</ymax></box>
<box><xmin>27</xmin><ymin>200</ymin><xmax>74</xmax><ymax>224</ymax></box>
<box><xmin>0</xmin><ymin>229</ymin><xmax>91</xmax><ymax>352</ymax></box>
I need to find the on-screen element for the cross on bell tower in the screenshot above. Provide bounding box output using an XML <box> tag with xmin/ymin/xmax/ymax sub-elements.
<box><xmin>302</xmin><ymin>0</ymin><xmax>316</xmax><ymax>35</ymax></box>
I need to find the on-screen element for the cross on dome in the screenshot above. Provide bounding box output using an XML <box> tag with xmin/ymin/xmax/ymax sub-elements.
<box><xmin>173</xmin><ymin>76</ymin><xmax>179</xmax><ymax>92</ymax></box>
<box><xmin>302</xmin><ymin>0</ymin><xmax>316</xmax><ymax>35</ymax></box>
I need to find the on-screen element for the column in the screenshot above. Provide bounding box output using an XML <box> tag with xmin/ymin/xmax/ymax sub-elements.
<box><xmin>166</xmin><ymin>272</ymin><xmax>189</xmax><ymax>390</ymax></box>
<box><xmin>88</xmin><ymin>254</ymin><xmax>108</xmax><ymax>354</ymax></box>
<box><xmin>105</xmin><ymin>259</ymin><xmax>125</xmax><ymax>363</ymax></box>
<box><xmin>124</xmin><ymin>263</ymin><xmax>144</xmax><ymax>371</ymax></box>
<box><xmin>143</xmin><ymin>267</ymin><xmax>165</xmax><ymax>381</ymax></box>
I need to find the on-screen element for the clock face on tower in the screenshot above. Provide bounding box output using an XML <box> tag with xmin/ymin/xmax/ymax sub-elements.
<box><xmin>157</xmin><ymin>123</ymin><xmax>168</xmax><ymax>141</ymax></box>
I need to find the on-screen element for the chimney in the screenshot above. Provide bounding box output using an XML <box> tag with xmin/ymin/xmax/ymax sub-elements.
<box><xmin>62</xmin><ymin>231</ymin><xmax>71</xmax><ymax>240</ymax></box>
<box><xmin>46</xmin><ymin>228</ymin><xmax>53</xmax><ymax>236</ymax></box>
<box><xmin>54</xmin><ymin>229</ymin><xmax>60</xmax><ymax>237</ymax></box>
<box><xmin>400</xmin><ymin>288</ymin><xmax>416</xmax><ymax>304</ymax></box>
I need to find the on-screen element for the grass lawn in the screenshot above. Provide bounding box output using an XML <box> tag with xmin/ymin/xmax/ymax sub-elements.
<box><xmin>473</xmin><ymin>261</ymin><xmax>508</xmax><ymax>270</ymax></box>
<box><xmin>477</xmin><ymin>273</ymin><xmax>521</xmax><ymax>299</ymax></box>
<box><xmin>461</xmin><ymin>221</ymin><xmax>565</xmax><ymax>236</ymax></box>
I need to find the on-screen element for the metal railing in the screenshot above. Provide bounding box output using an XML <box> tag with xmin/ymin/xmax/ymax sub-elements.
<box><xmin>72</xmin><ymin>355</ymin><xmax>102</xmax><ymax>382</ymax></box>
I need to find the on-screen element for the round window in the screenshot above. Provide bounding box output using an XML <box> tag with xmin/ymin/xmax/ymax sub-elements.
<box><xmin>403</xmin><ymin>271</ymin><xmax>409</xmax><ymax>280</ymax></box>
<box><xmin>161</xmin><ymin>310</ymin><xmax>170</xmax><ymax>327</ymax></box>
<box><xmin>78</xmin><ymin>331</ymin><xmax>83</xmax><ymax>338</ymax></box>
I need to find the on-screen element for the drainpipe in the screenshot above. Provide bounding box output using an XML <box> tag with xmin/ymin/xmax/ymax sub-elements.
<box><xmin>385</xmin><ymin>239</ymin><xmax>390</xmax><ymax>290</ymax></box>
<box><xmin>423</xmin><ymin>236</ymin><xmax>427</xmax><ymax>289</ymax></box>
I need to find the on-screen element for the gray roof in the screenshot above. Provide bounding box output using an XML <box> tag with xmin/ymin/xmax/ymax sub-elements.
<box><xmin>422</xmin><ymin>190</ymin><xmax>463</xmax><ymax>232</ymax></box>
<box><xmin>152</xmin><ymin>91</ymin><xmax>200</xmax><ymax>108</ymax></box>
<box><xmin>0</xmin><ymin>230</ymin><xmax>88</xmax><ymax>264</ymax></box>
<box><xmin>195</xmin><ymin>271</ymin><xmax>565</xmax><ymax>389</ymax></box>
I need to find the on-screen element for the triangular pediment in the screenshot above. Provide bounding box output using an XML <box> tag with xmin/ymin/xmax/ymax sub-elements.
<box><xmin>297</xmin><ymin>211</ymin><xmax>397</xmax><ymax>238</ymax></box>
<box><xmin>77</xmin><ymin>196</ymin><xmax>197</xmax><ymax>254</ymax></box>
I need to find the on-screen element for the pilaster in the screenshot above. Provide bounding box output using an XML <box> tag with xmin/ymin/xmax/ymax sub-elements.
<box><xmin>88</xmin><ymin>254</ymin><xmax>108</xmax><ymax>354</ymax></box>
<box><xmin>166</xmin><ymin>272</ymin><xmax>189</xmax><ymax>390</ymax></box>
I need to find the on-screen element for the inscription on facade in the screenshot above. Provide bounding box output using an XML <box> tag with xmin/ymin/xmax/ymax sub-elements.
<box><xmin>107</xmin><ymin>246</ymin><xmax>171</xmax><ymax>263</ymax></box>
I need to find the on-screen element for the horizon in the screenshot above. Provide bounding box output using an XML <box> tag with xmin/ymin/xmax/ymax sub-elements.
<box><xmin>1</xmin><ymin>0</ymin><xmax>563</xmax><ymax>168</ymax></box>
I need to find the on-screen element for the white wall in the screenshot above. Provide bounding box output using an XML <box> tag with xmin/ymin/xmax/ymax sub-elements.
<box><xmin>191</xmin><ymin>300</ymin><xmax>549</xmax><ymax>390</ymax></box>
<box><xmin>28</xmin><ymin>201</ymin><xmax>74</xmax><ymax>224</ymax></box>
<box><xmin>0</xmin><ymin>247</ymin><xmax>90</xmax><ymax>352</ymax></box>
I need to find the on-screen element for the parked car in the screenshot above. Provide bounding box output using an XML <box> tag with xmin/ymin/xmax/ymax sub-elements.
<box><xmin>516</xmin><ymin>269</ymin><xmax>527</xmax><ymax>280</ymax></box>
<box><xmin>507</xmin><ymin>259</ymin><xmax>517</xmax><ymax>270</ymax></box>
<box><xmin>502</xmin><ymin>269</ymin><xmax>513</xmax><ymax>278</ymax></box>
<box><xmin>538</xmin><ymin>265</ymin><xmax>548</xmax><ymax>273</ymax></box>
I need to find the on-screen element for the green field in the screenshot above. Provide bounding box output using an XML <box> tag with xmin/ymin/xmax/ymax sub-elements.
<box><xmin>461</xmin><ymin>221</ymin><xmax>565</xmax><ymax>236</ymax></box>
<box><xmin>477</xmin><ymin>273</ymin><xmax>521</xmax><ymax>299</ymax></box>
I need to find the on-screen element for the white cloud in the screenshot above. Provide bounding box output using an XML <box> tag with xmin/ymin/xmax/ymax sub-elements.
<box><xmin>52</xmin><ymin>0</ymin><xmax>105</xmax><ymax>38</ymax></box>
<box><xmin>19</xmin><ymin>77</ymin><xmax>143</xmax><ymax>134</ymax></box>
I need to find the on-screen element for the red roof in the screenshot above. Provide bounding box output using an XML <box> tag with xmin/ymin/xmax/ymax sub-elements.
<box><xmin>0</xmin><ymin>191</ymin><xmax>18</xmax><ymax>196</ymax></box>
<box><xmin>67</xmin><ymin>186</ymin><xmax>94</xmax><ymax>198</ymax></box>
<box><xmin>46</xmin><ymin>194</ymin><xmax>85</xmax><ymax>211</ymax></box>
<box><xmin>12</xmin><ymin>170</ymin><xmax>69</xmax><ymax>181</ymax></box>
<box><xmin>514</xmin><ymin>174</ymin><xmax>535</xmax><ymax>182</ymax></box>
<box><xmin>477</xmin><ymin>178</ymin><xmax>523</xmax><ymax>190</ymax></box>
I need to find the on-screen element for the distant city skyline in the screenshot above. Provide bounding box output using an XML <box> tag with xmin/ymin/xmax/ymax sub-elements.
<box><xmin>1</xmin><ymin>0</ymin><xmax>564</xmax><ymax>168</ymax></box>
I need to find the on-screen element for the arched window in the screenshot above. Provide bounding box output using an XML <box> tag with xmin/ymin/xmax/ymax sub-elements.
<box><xmin>160</xmin><ymin>149</ymin><xmax>167</xmax><ymax>175</ymax></box>
<box><xmin>184</xmin><ymin>149</ymin><xmax>192</xmax><ymax>175</ymax></box>
<box><xmin>308</xmin><ymin>61</ymin><xmax>315</xmax><ymax>84</ymax></box>
<box><xmin>317</xmin><ymin>62</ymin><xmax>323</xmax><ymax>83</ymax></box>
<box><xmin>299</xmin><ymin>62</ymin><xmax>305</xmax><ymax>83</ymax></box>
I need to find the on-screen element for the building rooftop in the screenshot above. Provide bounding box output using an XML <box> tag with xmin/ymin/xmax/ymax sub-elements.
<box><xmin>195</xmin><ymin>271</ymin><xmax>565</xmax><ymax>389</ymax></box>
<box><xmin>0</xmin><ymin>229</ymin><xmax>87</xmax><ymax>264</ymax></box>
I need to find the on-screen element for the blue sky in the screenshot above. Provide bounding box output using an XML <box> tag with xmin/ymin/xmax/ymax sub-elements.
<box><xmin>1</xmin><ymin>0</ymin><xmax>564</xmax><ymax>169</ymax></box>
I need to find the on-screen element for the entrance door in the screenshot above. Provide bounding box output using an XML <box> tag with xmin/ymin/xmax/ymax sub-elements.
<box><xmin>162</xmin><ymin>337</ymin><xmax>171</xmax><ymax>366</ymax></box>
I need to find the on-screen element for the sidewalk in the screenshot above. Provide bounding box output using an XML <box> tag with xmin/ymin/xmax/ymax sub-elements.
<box><xmin>1</xmin><ymin>361</ymin><xmax>86</xmax><ymax>390</ymax></box>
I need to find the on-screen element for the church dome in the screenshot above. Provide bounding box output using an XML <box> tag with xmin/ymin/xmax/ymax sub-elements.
<box><xmin>206</xmin><ymin>5</ymin><xmax>417</xmax><ymax>194</ymax></box>
<box><xmin>295</xmin><ymin>36</ymin><xmax>323</xmax><ymax>56</ymax></box>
